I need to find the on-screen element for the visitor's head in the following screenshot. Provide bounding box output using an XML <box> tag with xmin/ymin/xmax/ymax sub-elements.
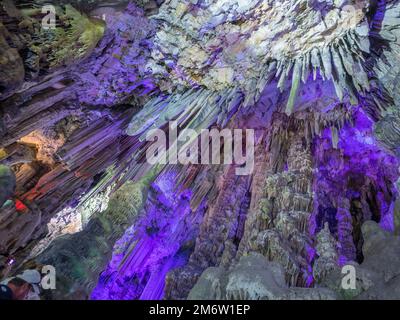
<box><xmin>7</xmin><ymin>277</ymin><xmax>31</xmax><ymax>300</ymax></box>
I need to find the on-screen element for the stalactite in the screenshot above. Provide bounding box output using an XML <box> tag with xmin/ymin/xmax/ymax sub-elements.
<box><xmin>1</xmin><ymin>0</ymin><xmax>400</xmax><ymax>302</ymax></box>
<box><xmin>91</xmin><ymin>170</ymin><xmax>206</xmax><ymax>300</ymax></box>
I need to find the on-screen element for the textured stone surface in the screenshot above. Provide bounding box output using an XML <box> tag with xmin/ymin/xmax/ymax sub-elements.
<box><xmin>1</xmin><ymin>0</ymin><xmax>400</xmax><ymax>301</ymax></box>
<box><xmin>313</xmin><ymin>223</ymin><xmax>339</xmax><ymax>283</ymax></box>
<box><xmin>32</xmin><ymin>172</ymin><xmax>157</xmax><ymax>300</ymax></box>
<box><xmin>0</xmin><ymin>164</ymin><xmax>15</xmax><ymax>207</ymax></box>
<box><xmin>188</xmin><ymin>253</ymin><xmax>337</xmax><ymax>300</ymax></box>
<box><xmin>321</xmin><ymin>221</ymin><xmax>400</xmax><ymax>300</ymax></box>
<box><xmin>148</xmin><ymin>0</ymin><xmax>369</xmax><ymax>92</ymax></box>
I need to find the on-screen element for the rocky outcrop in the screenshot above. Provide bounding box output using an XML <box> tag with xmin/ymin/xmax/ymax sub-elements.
<box><xmin>190</xmin><ymin>221</ymin><xmax>400</xmax><ymax>301</ymax></box>
<box><xmin>188</xmin><ymin>253</ymin><xmax>337</xmax><ymax>300</ymax></box>
<box><xmin>321</xmin><ymin>221</ymin><xmax>400</xmax><ymax>300</ymax></box>
<box><xmin>30</xmin><ymin>172</ymin><xmax>157</xmax><ymax>300</ymax></box>
<box><xmin>147</xmin><ymin>0</ymin><xmax>370</xmax><ymax>98</ymax></box>
<box><xmin>91</xmin><ymin>170</ymin><xmax>206</xmax><ymax>300</ymax></box>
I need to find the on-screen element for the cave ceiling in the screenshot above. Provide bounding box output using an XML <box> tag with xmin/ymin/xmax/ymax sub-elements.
<box><xmin>1</xmin><ymin>0</ymin><xmax>400</xmax><ymax>301</ymax></box>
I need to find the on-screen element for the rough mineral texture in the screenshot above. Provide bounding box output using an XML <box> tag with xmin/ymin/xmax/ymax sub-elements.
<box><xmin>321</xmin><ymin>221</ymin><xmax>400</xmax><ymax>299</ymax></box>
<box><xmin>188</xmin><ymin>252</ymin><xmax>338</xmax><ymax>300</ymax></box>
<box><xmin>1</xmin><ymin>0</ymin><xmax>400</xmax><ymax>301</ymax></box>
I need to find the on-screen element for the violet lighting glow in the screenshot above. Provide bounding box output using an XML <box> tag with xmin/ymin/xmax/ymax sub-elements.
<box><xmin>1</xmin><ymin>0</ymin><xmax>400</xmax><ymax>302</ymax></box>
